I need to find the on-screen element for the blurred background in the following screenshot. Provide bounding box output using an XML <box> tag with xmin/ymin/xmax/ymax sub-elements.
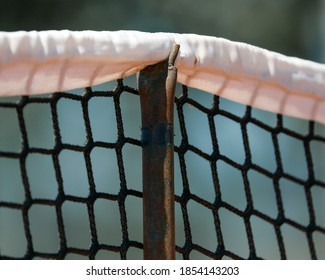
<box><xmin>0</xmin><ymin>0</ymin><xmax>324</xmax><ymax>259</ymax></box>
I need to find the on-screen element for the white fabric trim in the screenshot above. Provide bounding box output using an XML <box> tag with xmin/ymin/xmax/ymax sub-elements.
<box><xmin>1</xmin><ymin>30</ymin><xmax>325</xmax><ymax>124</ymax></box>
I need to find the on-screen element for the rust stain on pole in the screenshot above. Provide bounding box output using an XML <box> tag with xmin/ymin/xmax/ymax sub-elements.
<box><xmin>139</xmin><ymin>44</ymin><xmax>179</xmax><ymax>260</ymax></box>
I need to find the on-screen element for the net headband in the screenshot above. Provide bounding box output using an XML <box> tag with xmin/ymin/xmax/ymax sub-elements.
<box><xmin>1</xmin><ymin>30</ymin><xmax>325</xmax><ymax>124</ymax></box>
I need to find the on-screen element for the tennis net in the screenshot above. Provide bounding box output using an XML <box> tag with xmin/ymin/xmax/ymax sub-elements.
<box><xmin>0</xmin><ymin>31</ymin><xmax>324</xmax><ymax>260</ymax></box>
<box><xmin>0</xmin><ymin>77</ymin><xmax>324</xmax><ymax>259</ymax></box>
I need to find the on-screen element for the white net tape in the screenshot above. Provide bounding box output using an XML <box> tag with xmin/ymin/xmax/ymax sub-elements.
<box><xmin>1</xmin><ymin>30</ymin><xmax>325</xmax><ymax>124</ymax></box>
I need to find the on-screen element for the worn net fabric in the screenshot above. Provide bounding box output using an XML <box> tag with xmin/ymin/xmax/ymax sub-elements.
<box><xmin>0</xmin><ymin>78</ymin><xmax>324</xmax><ymax>259</ymax></box>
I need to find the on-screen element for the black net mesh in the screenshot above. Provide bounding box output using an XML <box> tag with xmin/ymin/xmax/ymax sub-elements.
<box><xmin>174</xmin><ymin>85</ymin><xmax>325</xmax><ymax>260</ymax></box>
<box><xmin>0</xmin><ymin>77</ymin><xmax>324</xmax><ymax>259</ymax></box>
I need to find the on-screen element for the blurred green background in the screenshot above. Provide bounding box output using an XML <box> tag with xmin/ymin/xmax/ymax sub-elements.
<box><xmin>0</xmin><ymin>0</ymin><xmax>325</xmax><ymax>260</ymax></box>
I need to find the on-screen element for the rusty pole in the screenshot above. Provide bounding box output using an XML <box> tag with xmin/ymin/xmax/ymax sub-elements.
<box><xmin>138</xmin><ymin>44</ymin><xmax>179</xmax><ymax>260</ymax></box>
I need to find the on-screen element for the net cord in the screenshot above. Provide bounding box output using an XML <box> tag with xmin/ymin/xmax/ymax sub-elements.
<box><xmin>0</xmin><ymin>30</ymin><xmax>325</xmax><ymax>124</ymax></box>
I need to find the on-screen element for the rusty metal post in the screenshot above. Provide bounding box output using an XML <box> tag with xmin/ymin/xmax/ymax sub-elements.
<box><xmin>138</xmin><ymin>45</ymin><xmax>179</xmax><ymax>259</ymax></box>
